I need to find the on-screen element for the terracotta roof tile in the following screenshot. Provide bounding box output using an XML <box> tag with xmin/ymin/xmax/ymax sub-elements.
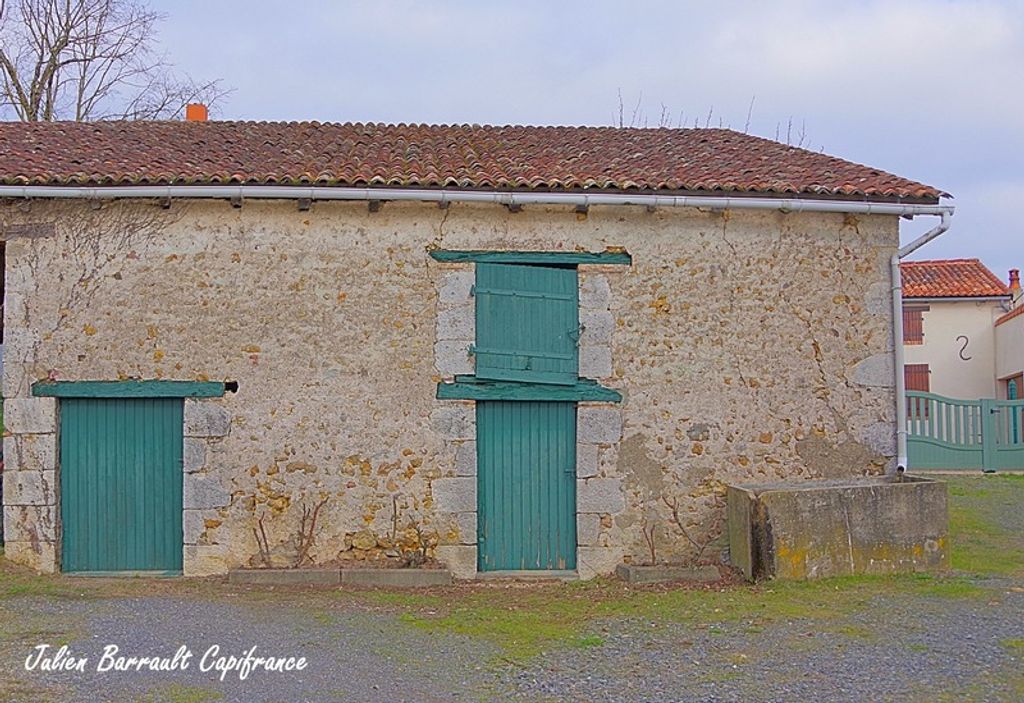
<box><xmin>0</xmin><ymin>121</ymin><xmax>945</xmax><ymax>200</ymax></box>
<box><xmin>901</xmin><ymin>259</ymin><xmax>1010</xmax><ymax>299</ymax></box>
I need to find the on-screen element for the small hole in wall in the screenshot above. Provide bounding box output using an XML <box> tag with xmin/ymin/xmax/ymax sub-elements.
<box><xmin>224</xmin><ymin>381</ymin><xmax>239</xmax><ymax>393</ymax></box>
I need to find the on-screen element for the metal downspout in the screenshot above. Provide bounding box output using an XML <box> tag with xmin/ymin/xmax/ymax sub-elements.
<box><xmin>891</xmin><ymin>210</ymin><xmax>954</xmax><ymax>472</ymax></box>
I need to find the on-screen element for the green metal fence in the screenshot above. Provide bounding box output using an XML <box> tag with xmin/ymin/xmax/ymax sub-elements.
<box><xmin>907</xmin><ymin>391</ymin><xmax>1024</xmax><ymax>472</ymax></box>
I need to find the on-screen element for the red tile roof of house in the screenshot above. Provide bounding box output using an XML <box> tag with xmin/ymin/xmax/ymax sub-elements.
<box><xmin>0</xmin><ymin>121</ymin><xmax>945</xmax><ymax>200</ymax></box>
<box><xmin>996</xmin><ymin>304</ymin><xmax>1024</xmax><ymax>327</ymax></box>
<box><xmin>901</xmin><ymin>259</ymin><xmax>1010</xmax><ymax>299</ymax></box>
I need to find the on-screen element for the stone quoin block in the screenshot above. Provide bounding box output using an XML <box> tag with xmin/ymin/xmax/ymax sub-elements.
<box><xmin>577</xmin><ymin>513</ymin><xmax>601</xmax><ymax>546</ymax></box>
<box><xmin>183</xmin><ymin>509</ymin><xmax>221</xmax><ymax>545</ymax></box>
<box><xmin>183</xmin><ymin>474</ymin><xmax>231</xmax><ymax>510</ymax></box>
<box><xmin>577</xmin><ymin>545</ymin><xmax>625</xmax><ymax>581</ymax></box>
<box><xmin>576</xmin><ymin>442</ymin><xmax>600</xmax><ymax>478</ymax></box>
<box><xmin>579</xmin><ymin>310</ymin><xmax>615</xmax><ymax>345</ymax></box>
<box><xmin>579</xmin><ymin>275</ymin><xmax>611</xmax><ymax>310</ymax></box>
<box><xmin>436</xmin><ymin>304</ymin><xmax>476</xmax><ymax>341</ymax></box>
<box><xmin>2</xmin><ymin>470</ymin><xmax>57</xmax><ymax>506</ymax></box>
<box><xmin>850</xmin><ymin>354</ymin><xmax>895</xmax><ymax>388</ymax></box>
<box><xmin>2</xmin><ymin>505</ymin><xmax>58</xmax><ymax>543</ymax></box>
<box><xmin>431</xmin><ymin>404</ymin><xmax>476</xmax><ymax>440</ymax></box>
<box><xmin>184</xmin><ymin>544</ymin><xmax>229</xmax><ymax>577</ymax></box>
<box><xmin>455</xmin><ymin>512</ymin><xmax>478</xmax><ymax>545</ymax></box>
<box><xmin>184</xmin><ymin>400</ymin><xmax>231</xmax><ymax>438</ymax></box>
<box><xmin>432</xmin><ymin>477</ymin><xmax>476</xmax><ymax>513</ymax></box>
<box><xmin>579</xmin><ymin>345</ymin><xmax>613</xmax><ymax>379</ymax></box>
<box><xmin>577</xmin><ymin>406</ymin><xmax>622</xmax><ymax>444</ymax></box>
<box><xmin>454</xmin><ymin>441</ymin><xmax>477</xmax><ymax>476</ymax></box>
<box><xmin>3</xmin><ymin>433</ymin><xmax>57</xmax><ymax>473</ymax></box>
<box><xmin>183</xmin><ymin>438</ymin><xmax>208</xmax><ymax>473</ymax></box>
<box><xmin>437</xmin><ymin>270</ymin><xmax>475</xmax><ymax>305</ymax></box>
<box><xmin>434</xmin><ymin>340</ymin><xmax>475</xmax><ymax>376</ymax></box>
<box><xmin>577</xmin><ymin>477</ymin><xmax>625</xmax><ymax>514</ymax></box>
<box><xmin>3</xmin><ymin>541</ymin><xmax>58</xmax><ymax>574</ymax></box>
<box><xmin>857</xmin><ymin>421</ymin><xmax>897</xmax><ymax>457</ymax></box>
<box><xmin>434</xmin><ymin>545</ymin><xmax>477</xmax><ymax>579</ymax></box>
<box><xmin>3</xmin><ymin>397</ymin><xmax>57</xmax><ymax>434</ymax></box>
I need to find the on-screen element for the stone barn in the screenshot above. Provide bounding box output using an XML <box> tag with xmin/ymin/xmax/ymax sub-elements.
<box><xmin>0</xmin><ymin>120</ymin><xmax>950</xmax><ymax>579</ymax></box>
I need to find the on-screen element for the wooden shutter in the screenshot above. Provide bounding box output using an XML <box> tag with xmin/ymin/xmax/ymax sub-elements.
<box><xmin>902</xmin><ymin>306</ymin><xmax>926</xmax><ymax>344</ymax></box>
<box><xmin>474</xmin><ymin>263</ymin><xmax>579</xmax><ymax>386</ymax></box>
<box><xmin>905</xmin><ymin>363</ymin><xmax>930</xmax><ymax>392</ymax></box>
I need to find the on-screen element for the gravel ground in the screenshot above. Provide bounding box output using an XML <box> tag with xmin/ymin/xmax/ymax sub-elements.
<box><xmin>504</xmin><ymin>585</ymin><xmax>1024</xmax><ymax>702</ymax></box>
<box><xmin>2</xmin><ymin>475</ymin><xmax>1022</xmax><ymax>702</ymax></box>
<box><xmin>6</xmin><ymin>582</ymin><xmax>1023</xmax><ymax>702</ymax></box>
<box><xmin>7</xmin><ymin>594</ymin><xmax>501</xmax><ymax>702</ymax></box>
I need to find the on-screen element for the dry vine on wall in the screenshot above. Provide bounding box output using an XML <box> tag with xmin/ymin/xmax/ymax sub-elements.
<box><xmin>2</xmin><ymin>200</ymin><xmax>185</xmax><ymax>395</ymax></box>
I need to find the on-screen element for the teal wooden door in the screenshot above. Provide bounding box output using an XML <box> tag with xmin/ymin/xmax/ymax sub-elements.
<box><xmin>61</xmin><ymin>398</ymin><xmax>184</xmax><ymax>573</ymax></box>
<box><xmin>477</xmin><ymin>400</ymin><xmax>577</xmax><ymax>571</ymax></box>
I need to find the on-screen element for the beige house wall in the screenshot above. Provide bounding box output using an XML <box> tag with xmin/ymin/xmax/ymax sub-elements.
<box><xmin>996</xmin><ymin>313</ymin><xmax>1024</xmax><ymax>397</ymax></box>
<box><xmin>2</xmin><ymin>200</ymin><xmax>900</xmax><ymax>578</ymax></box>
<box><xmin>903</xmin><ymin>300</ymin><xmax>1006</xmax><ymax>400</ymax></box>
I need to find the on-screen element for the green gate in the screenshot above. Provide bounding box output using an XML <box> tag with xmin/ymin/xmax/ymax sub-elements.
<box><xmin>907</xmin><ymin>391</ymin><xmax>1024</xmax><ymax>472</ymax></box>
<box><xmin>477</xmin><ymin>400</ymin><xmax>577</xmax><ymax>571</ymax></box>
<box><xmin>60</xmin><ymin>398</ymin><xmax>184</xmax><ymax>573</ymax></box>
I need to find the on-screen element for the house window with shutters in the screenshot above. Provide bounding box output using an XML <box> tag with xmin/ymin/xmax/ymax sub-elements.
<box><xmin>905</xmin><ymin>363</ymin><xmax>930</xmax><ymax>392</ymax></box>
<box><xmin>472</xmin><ymin>263</ymin><xmax>580</xmax><ymax>385</ymax></box>
<box><xmin>902</xmin><ymin>306</ymin><xmax>927</xmax><ymax>345</ymax></box>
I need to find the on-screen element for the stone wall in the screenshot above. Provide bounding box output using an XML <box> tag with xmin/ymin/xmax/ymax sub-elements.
<box><xmin>1</xmin><ymin>199</ymin><xmax>900</xmax><ymax>577</ymax></box>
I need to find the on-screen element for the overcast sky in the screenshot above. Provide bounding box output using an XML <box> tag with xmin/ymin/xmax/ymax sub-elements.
<box><xmin>151</xmin><ymin>0</ymin><xmax>1022</xmax><ymax>281</ymax></box>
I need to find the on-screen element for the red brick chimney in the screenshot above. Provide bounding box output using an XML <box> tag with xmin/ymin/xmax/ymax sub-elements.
<box><xmin>1010</xmin><ymin>268</ymin><xmax>1022</xmax><ymax>304</ymax></box>
<box><xmin>185</xmin><ymin>103</ymin><xmax>208</xmax><ymax>122</ymax></box>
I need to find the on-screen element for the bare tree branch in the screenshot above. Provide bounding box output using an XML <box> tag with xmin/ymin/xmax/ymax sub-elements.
<box><xmin>0</xmin><ymin>0</ymin><xmax>229</xmax><ymax>121</ymax></box>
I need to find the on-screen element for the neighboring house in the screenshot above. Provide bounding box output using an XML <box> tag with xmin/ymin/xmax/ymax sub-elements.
<box><xmin>995</xmin><ymin>273</ymin><xmax>1024</xmax><ymax>399</ymax></box>
<box><xmin>1</xmin><ymin>119</ymin><xmax>948</xmax><ymax>579</ymax></box>
<box><xmin>901</xmin><ymin>259</ymin><xmax>1013</xmax><ymax>399</ymax></box>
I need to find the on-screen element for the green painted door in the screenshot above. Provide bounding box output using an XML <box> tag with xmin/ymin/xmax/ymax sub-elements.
<box><xmin>477</xmin><ymin>400</ymin><xmax>577</xmax><ymax>571</ymax></box>
<box><xmin>61</xmin><ymin>398</ymin><xmax>184</xmax><ymax>573</ymax></box>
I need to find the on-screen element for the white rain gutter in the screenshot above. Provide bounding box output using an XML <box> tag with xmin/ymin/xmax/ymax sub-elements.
<box><xmin>891</xmin><ymin>209</ymin><xmax>954</xmax><ymax>473</ymax></box>
<box><xmin>0</xmin><ymin>183</ymin><xmax>952</xmax><ymax>471</ymax></box>
<box><xmin>0</xmin><ymin>184</ymin><xmax>952</xmax><ymax>217</ymax></box>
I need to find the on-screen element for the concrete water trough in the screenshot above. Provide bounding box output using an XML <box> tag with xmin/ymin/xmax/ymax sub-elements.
<box><xmin>727</xmin><ymin>475</ymin><xmax>949</xmax><ymax>581</ymax></box>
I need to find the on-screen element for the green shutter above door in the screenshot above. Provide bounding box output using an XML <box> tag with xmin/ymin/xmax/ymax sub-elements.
<box><xmin>473</xmin><ymin>263</ymin><xmax>579</xmax><ymax>386</ymax></box>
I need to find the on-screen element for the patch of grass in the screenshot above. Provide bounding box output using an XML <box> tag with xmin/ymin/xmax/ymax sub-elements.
<box><xmin>907</xmin><ymin>642</ymin><xmax>929</xmax><ymax>653</ymax></box>
<box><xmin>395</xmin><ymin>573</ymin><xmax>984</xmax><ymax>661</ymax></box>
<box><xmin>354</xmin><ymin>590</ymin><xmax>446</xmax><ymax>610</ymax></box>
<box><xmin>833</xmin><ymin>624</ymin><xmax>876</xmax><ymax>640</ymax></box>
<box><xmin>310</xmin><ymin>610</ymin><xmax>335</xmax><ymax>626</ymax></box>
<box><xmin>569</xmin><ymin>634</ymin><xmax>604</xmax><ymax>649</ymax></box>
<box><xmin>1001</xmin><ymin>638</ymin><xmax>1024</xmax><ymax>653</ymax></box>
<box><xmin>698</xmin><ymin>669</ymin><xmax>741</xmax><ymax>683</ymax></box>
<box><xmin>944</xmin><ymin>476</ymin><xmax>1024</xmax><ymax>576</ymax></box>
<box><xmin>136</xmin><ymin>683</ymin><xmax>223</xmax><ymax>703</ymax></box>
